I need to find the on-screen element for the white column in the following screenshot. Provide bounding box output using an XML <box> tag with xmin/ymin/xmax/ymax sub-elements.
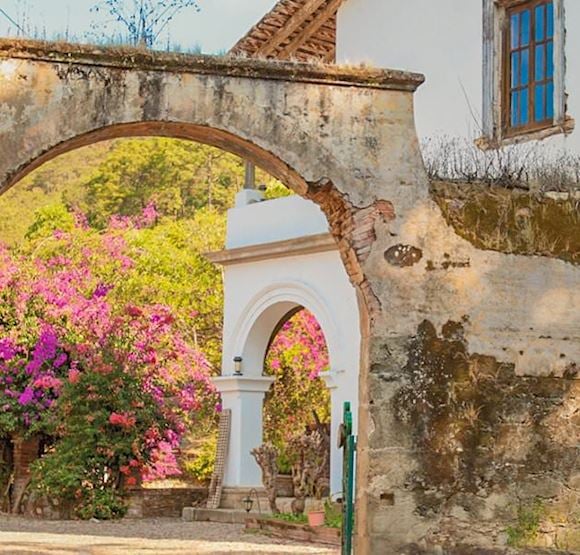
<box><xmin>212</xmin><ymin>376</ymin><xmax>274</xmax><ymax>488</ymax></box>
<box><xmin>322</xmin><ymin>370</ymin><xmax>344</xmax><ymax>497</ymax></box>
<box><xmin>244</xmin><ymin>161</ymin><xmax>256</xmax><ymax>190</ymax></box>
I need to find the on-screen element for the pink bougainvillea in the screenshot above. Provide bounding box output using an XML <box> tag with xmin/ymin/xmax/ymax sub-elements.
<box><xmin>263</xmin><ymin>309</ymin><xmax>331</xmax><ymax>459</ymax></box>
<box><xmin>0</xmin><ymin>207</ymin><xmax>217</xmax><ymax>492</ymax></box>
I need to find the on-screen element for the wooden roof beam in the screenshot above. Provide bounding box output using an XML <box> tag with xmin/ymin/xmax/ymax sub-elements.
<box><xmin>256</xmin><ymin>0</ymin><xmax>328</xmax><ymax>57</ymax></box>
<box><xmin>278</xmin><ymin>0</ymin><xmax>343</xmax><ymax>60</ymax></box>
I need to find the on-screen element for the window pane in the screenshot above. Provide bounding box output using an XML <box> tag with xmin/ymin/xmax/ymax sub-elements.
<box><xmin>546</xmin><ymin>82</ymin><xmax>554</xmax><ymax>119</ymax></box>
<box><xmin>547</xmin><ymin>41</ymin><xmax>554</xmax><ymax>78</ymax></box>
<box><xmin>511</xmin><ymin>91</ymin><xmax>520</xmax><ymax>126</ymax></box>
<box><xmin>535</xmin><ymin>84</ymin><xmax>545</xmax><ymax>121</ymax></box>
<box><xmin>521</xmin><ymin>88</ymin><xmax>529</xmax><ymax>125</ymax></box>
<box><xmin>535</xmin><ymin>44</ymin><xmax>545</xmax><ymax>81</ymax></box>
<box><xmin>506</xmin><ymin>2</ymin><xmax>557</xmax><ymax>131</ymax></box>
<box><xmin>521</xmin><ymin>9</ymin><xmax>531</xmax><ymax>46</ymax></box>
<box><xmin>511</xmin><ymin>14</ymin><xmax>520</xmax><ymax>48</ymax></box>
<box><xmin>521</xmin><ymin>49</ymin><xmax>529</xmax><ymax>86</ymax></box>
<box><xmin>547</xmin><ymin>2</ymin><xmax>554</xmax><ymax>38</ymax></box>
<box><xmin>535</xmin><ymin>5</ymin><xmax>545</xmax><ymax>41</ymax></box>
<box><xmin>511</xmin><ymin>52</ymin><xmax>520</xmax><ymax>87</ymax></box>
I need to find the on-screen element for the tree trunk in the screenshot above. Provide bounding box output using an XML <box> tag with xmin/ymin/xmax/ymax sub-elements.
<box><xmin>251</xmin><ymin>444</ymin><xmax>279</xmax><ymax>514</ymax></box>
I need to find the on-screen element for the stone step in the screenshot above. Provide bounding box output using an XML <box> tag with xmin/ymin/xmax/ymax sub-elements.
<box><xmin>182</xmin><ymin>507</ymin><xmax>254</xmax><ymax>524</ymax></box>
<box><xmin>182</xmin><ymin>497</ymin><xmax>326</xmax><ymax>524</ymax></box>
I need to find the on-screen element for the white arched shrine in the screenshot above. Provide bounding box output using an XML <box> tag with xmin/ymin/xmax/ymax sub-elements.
<box><xmin>208</xmin><ymin>192</ymin><xmax>361</xmax><ymax>497</ymax></box>
<box><xmin>232</xmin><ymin>283</ymin><xmax>344</xmax><ymax>379</ymax></box>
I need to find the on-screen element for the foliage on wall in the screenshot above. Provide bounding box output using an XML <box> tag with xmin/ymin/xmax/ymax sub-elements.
<box><xmin>432</xmin><ymin>181</ymin><xmax>580</xmax><ymax>265</ymax></box>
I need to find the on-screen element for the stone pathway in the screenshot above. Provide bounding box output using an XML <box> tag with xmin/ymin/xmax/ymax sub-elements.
<box><xmin>0</xmin><ymin>516</ymin><xmax>339</xmax><ymax>554</ymax></box>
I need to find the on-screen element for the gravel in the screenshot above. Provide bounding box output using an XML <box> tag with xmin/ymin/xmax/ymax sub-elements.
<box><xmin>0</xmin><ymin>515</ymin><xmax>339</xmax><ymax>555</ymax></box>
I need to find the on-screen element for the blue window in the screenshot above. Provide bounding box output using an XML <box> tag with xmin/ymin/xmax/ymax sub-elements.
<box><xmin>507</xmin><ymin>1</ymin><xmax>554</xmax><ymax>131</ymax></box>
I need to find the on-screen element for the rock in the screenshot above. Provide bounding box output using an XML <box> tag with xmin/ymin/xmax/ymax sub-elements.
<box><xmin>182</xmin><ymin>507</ymin><xmax>195</xmax><ymax>522</ymax></box>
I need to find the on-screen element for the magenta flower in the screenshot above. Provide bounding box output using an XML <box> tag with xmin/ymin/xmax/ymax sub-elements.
<box><xmin>26</xmin><ymin>325</ymin><xmax>59</xmax><ymax>374</ymax></box>
<box><xmin>0</xmin><ymin>339</ymin><xmax>17</xmax><ymax>361</ymax></box>
<box><xmin>138</xmin><ymin>202</ymin><xmax>159</xmax><ymax>228</ymax></box>
<box><xmin>93</xmin><ymin>283</ymin><xmax>112</xmax><ymax>299</ymax></box>
<box><xmin>18</xmin><ymin>387</ymin><xmax>35</xmax><ymax>406</ymax></box>
<box><xmin>53</xmin><ymin>353</ymin><xmax>68</xmax><ymax>368</ymax></box>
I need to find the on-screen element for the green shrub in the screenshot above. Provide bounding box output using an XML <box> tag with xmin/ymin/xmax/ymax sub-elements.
<box><xmin>276</xmin><ymin>450</ymin><xmax>292</xmax><ymax>475</ymax></box>
<box><xmin>324</xmin><ymin>499</ymin><xmax>342</xmax><ymax>529</ymax></box>
<box><xmin>507</xmin><ymin>498</ymin><xmax>544</xmax><ymax>547</ymax></box>
<box><xmin>183</xmin><ymin>435</ymin><xmax>216</xmax><ymax>483</ymax></box>
<box><xmin>272</xmin><ymin>512</ymin><xmax>308</xmax><ymax>524</ymax></box>
<box><xmin>76</xmin><ymin>488</ymin><xmax>127</xmax><ymax>520</ymax></box>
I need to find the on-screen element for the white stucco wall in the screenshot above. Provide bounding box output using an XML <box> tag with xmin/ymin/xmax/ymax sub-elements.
<box><xmin>336</xmin><ymin>0</ymin><xmax>580</xmax><ymax>153</ymax></box>
<box><xmin>226</xmin><ymin>195</ymin><xmax>329</xmax><ymax>249</ymax></box>
<box><xmin>219</xmin><ymin>195</ymin><xmax>361</xmax><ymax>492</ymax></box>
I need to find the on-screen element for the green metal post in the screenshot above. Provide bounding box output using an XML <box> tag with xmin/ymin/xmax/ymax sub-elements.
<box><xmin>341</xmin><ymin>401</ymin><xmax>356</xmax><ymax>555</ymax></box>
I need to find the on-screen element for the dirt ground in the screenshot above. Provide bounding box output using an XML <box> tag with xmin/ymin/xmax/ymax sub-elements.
<box><xmin>0</xmin><ymin>515</ymin><xmax>340</xmax><ymax>555</ymax></box>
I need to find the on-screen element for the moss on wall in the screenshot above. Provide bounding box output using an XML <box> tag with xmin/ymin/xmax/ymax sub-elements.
<box><xmin>431</xmin><ymin>181</ymin><xmax>580</xmax><ymax>265</ymax></box>
<box><xmin>394</xmin><ymin>320</ymin><xmax>579</xmax><ymax>550</ymax></box>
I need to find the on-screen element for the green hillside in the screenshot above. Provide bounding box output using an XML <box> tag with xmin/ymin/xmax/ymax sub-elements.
<box><xmin>0</xmin><ymin>137</ymin><xmax>287</xmax><ymax>245</ymax></box>
<box><xmin>0</xmin><ymin>143</ymin><xmax>112</xmax><ymax>245</ymax></box>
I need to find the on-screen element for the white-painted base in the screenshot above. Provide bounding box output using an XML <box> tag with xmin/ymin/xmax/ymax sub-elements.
<box><xmin>212</xmin><ymin>376</ymin><xmax>274</xmax><ymax>488</ymax></box>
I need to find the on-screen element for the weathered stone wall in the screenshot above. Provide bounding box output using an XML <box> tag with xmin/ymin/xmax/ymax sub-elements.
<box><xmin>344</xmin><ymin>179</ymin><xmax>579</xmax><ymax>553</ymax></box>
<box><xmin>25</xmin><ymin>487</ymin><xmax>207</xmax><ymax>520</ymax></box>
<box><xmin>395</xmin><ymin>320</ymin><xmax>578</xmax><ymax>551</ymax></box>
<box><xmin>0</xmin><ymin>40</ymin><xmax>577</xmax><ymax>553</ymax></box>
<box><xmin>125</xmin><ymin>487</ymin><xmax>207</xmax><ymax>519</ymax></box>
<box><xmin>308</xmin><ymin>176</ymin><xmax>579</xmax><ymax>553</ymax></box>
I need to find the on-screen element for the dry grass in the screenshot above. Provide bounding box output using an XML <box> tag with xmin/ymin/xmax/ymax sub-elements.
<box><xmin>423</xmin><ymin>136</ymin><xmax>580</xmax><ymax>193</ymax></box>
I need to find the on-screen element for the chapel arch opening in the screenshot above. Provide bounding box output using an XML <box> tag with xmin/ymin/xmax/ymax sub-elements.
<box><xmin>262</xmin><ymin>307</ymin><xmax>332</xmax><ymax>500</ymax></box>
<box><xmin>0</xmin><ymin>42</ymin><xmax>428</xmax><ymax>550</ymax></box>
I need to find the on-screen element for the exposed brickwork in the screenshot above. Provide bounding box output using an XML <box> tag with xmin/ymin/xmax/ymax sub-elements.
<box><xmin>11</xmin><ymin>435</ymin><xmax>39</xmax><ymax>514</ymax></box>
<box><xmin>307</xmin><ymin>182</ymin><xmax>396</xmax><ymax>321</ymax></box>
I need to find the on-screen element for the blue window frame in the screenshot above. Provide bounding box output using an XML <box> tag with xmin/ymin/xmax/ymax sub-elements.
<box><xmin>506</xmin><ymin>1</ymin><xmax>555</xmax><ymax>131</ymax></box>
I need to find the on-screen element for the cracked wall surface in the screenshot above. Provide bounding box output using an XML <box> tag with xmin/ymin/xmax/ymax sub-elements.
<box><xmin>0</xmin><ymin>40</ymin><xmax>578</xmax><ymax>554</ymax></box>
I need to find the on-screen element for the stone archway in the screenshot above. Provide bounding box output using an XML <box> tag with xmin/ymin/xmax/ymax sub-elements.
<box><xmin>4</xmin><ymin>39</ymin><xmax>579</xmax><ymax>555</ymax></box>
<box><xmin>0</xmin><ymin>39</ymin><xmax>445</xmax><ymax>553</ymax></box>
